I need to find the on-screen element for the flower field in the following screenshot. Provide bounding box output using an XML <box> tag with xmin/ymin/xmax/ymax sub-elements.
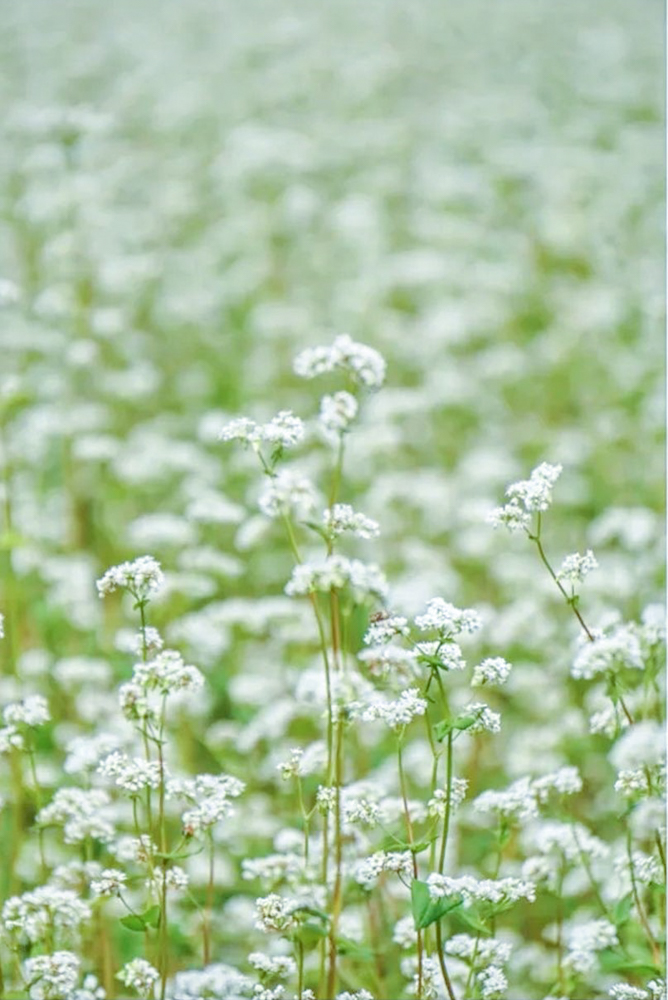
<box><xmin>0</xmin><ymin>1</ymin><xmax>665</xmax><ymax>998</ymax></box>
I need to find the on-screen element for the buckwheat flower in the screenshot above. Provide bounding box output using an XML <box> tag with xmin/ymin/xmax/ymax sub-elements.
<box><xmin>116</xmin><ymin>958</ymin><xmax>159</xmax><ymax>998</ymax></box>
<box><xmin>609</xmin><ymin>986</ymin><xmax>652</xmax><ymax>1000</ymax></box>
<box><xmin>64</xmin><ymin>732</ymin><xmax>122</xmax><ymax>774</ymax></box>
<box><xmin>611</xmin><ymin>720</ymin><xmax>666</xmax><ymax>772</ymax></box>
<box><xmin>116</xmin><ymin>626</ymin><xmax>164</xmax><ymax>657</ymax></box>
<box><xmin>323</xmin><ymin>504</ymin><xmax>380</xmax><ymax>540</ymax></box>
<box><xmin>91</xmin><ymin>869</ymin><xmax>127</xmax><ymax>896</ymax></box>
<box><xmin>255</xmin><ymin>893</ymin><xmax>300</xmax><ymax>933</ymax></box>
<box><xmin>316</xmin><ymin>785</ymin><xmax>336</xmax><ymax>814</ymax></box>
<box><xmin>428</xmin><ymin>778</ymin><xmax>468</xmax><ymax>818</ymax></box>
<box><xmin>359</xmin><ymin>645</ymin><xmax>419</xmax><ymax>685</ymax></box>
<box><xmin>2</xmin><ymin>886</ymin><xmax>91</xmax><ymax>945</ymax></box>
<box><xmin>361</xmin><ymin>688</ymin><xmax>427</xmax><ymax>730</ymax></box>
<box><xmin>294</xmin><ymin>334</ymin><xmax>386</xmax><ymax>389</ymax></box>
<box><xmin>532</xmin><ymin>766</ymin><xmax>583</xmax><ymax>802</ymax></box>
<box><xmin>564</xmin><ymin>918</ymin><xmax>618</xmax><ymax>974</ymax></box>
<box><xmin>133</xmin><ymin>650</ymin><xmax>204</xmax><ymax>696</ymax></box>
<box><xmin>473</xmin><ymin>776</ymin><xmax>539</xmax><ymax>823</ymax></box>
<box><xmin>319</xmin><ymin>391</ymin><xmax>358</xmax><ymax>439</ymax></box>
<box><xmin>344</xmin><ymin>796</ymin><xmax>380</xmax><ymax>829</ymax></box>
<box><xmin>363</xmin><ymin>614</ymin><xmax>409</xmax><ymax>645</ymax></box>
<box><xmin>614</xmin><ymin>849</ymin><xmax>662</xmax><ymax>886</ymax></box>
<box><xmin>405</xmin><ymin>955</ymin><xmax>439</xmax><ymax>999</ymax></box>
<box><xmin>169</xmin><ymin>964</ymin><xmax>253</xmax><ymax>999</ymax></box>
<box><xmin>37</xmin><ymin>788</ymin><xmax>115</xmax><ymax>844</ymax></box>
<box><xmin>427</xmin><ymin>873</ymin><xmax>536</xmax><ymax>905</ymax></box>
<box><xmin>23</xmin><ymin>951</ymin><xmax>80</xmax><ymax>1000</ymax></box>
<box><xmin>393</xmin><ymin>915</ymin><xmax>418</xmax><ymax>948</ymax></box>
<box><xmin>219</xmin><ymin>416</ymin><xmax>261</xmax><ymax>446</ymax></box>
<box><xmin>0</xmin><ymin>724</ymin><xmax>24</xmax><ymax>752</ymax></box>
<box><xmin>263</xmin><ymin>411</ymin><xmax>305</xmax><ymax>448</ymax></box>
<box><xmin>614</xmin><ymin>768</ymin><xmax>650</xmax><ymax>797</ymax></box>
<box><xmin>416</xmin><ymin>639</ymin><xmax>467</xmax><ymax>672</ymax></box>
<box><xmin>254</xmin><ymin>986</ymin><xmax>285</xmax><ymax>1000</ymax></box>
<box><xmin>337</xmin><ymin>992</ymin><xmax>375</xmax><ymax>1000</ymax></box>
<box><xmin>98</xmin><ymin>752</ymin><xmax>163</xmax><ymax>793</ymax></box>
<box><xmin>96</xmin><ymin>555</ymin><xmax>164</xmax><ymax>601</ymax></box>
<box><xmin>506</xmin><ymin>462</ymin><xmax>563</xmax><ymax>512</ymax></box>
<box><xmin>556</xmin><ymin>550</ymin><xmax>598</xmax><ymax>585</ymax></box>
<box><xmin>112</xmin><ymin>834</ymin><xmax>156</xmax><ymax>864</ymax></box>
<box><xmin>472</xmin><ymin>657</ymin><xmax>512</xmax><ymax>687</ymax></box>
<box><xmin>572</xmin><ymin>624</ymin><xmax>643</xmax><ymax>679</ymax></box>
<box><xmin>478</xmin><ymin>965</ymin><xmax>508</xmax><ymax>999</ymax></box>
<box><xmin>414</xmin><ymin>598</ymin><xmax>482</xmax><ymax>638</ymax></box>
<box><xmin>285</xmin><ymin>555</ymin><xmax>388</xmax><ymax>602</ymax></box>
<box><xmin>69</xmin><ymin>972</ymin><xmax>106</xmax><ymax>1000</ymax></box>
<box><xmin>276</xmin><ymin>747</ymin><xmax>304</xmax><ymax>779</ymax></box>
<box><xmin>445</xmin><ymin>935</ymin><xmax>512</xmax><ymax>967</ymax></box>
<box><xmin>248</xmin><ymin>953</ymin><xmax>296</xmax><ymax>979</ymax></box>
<box><xmin>242</xmin><ymin>854</ymin><xmax>303</xmax><ymax>887</ymax></box>
<box><xmin>258</xmin><ymin>470</ymin><xmax>318</xmax><ymax>519</ymax></box>
<box><xmin>487</xmin><ymin>497</ymin><xmax>531</xmax><ymax>533</ymax></box>
<box><xmin>590</xmin><ymin>703</ymin><xmax>627</xmax><ymax>737</ymax></box>
<box><xmin>3</xmin><ymin>695</ymin><xmax>50</xmax><ymax>728</ymax></box>
<box><xmin>461</xmin><ymin>702</ymin><xmax>502</xmax><ymax>734</ymax></box>
<box><xmin>648</xmin><ymin>980</ymin><xmax>667</xmax><ymax>1000</ymax></box>
<box><xmin>148</xmin><ymin>865</ymin><xmax>189</xmax><ymax>893</ymax></box>
<box><xmin>354</xmin><ymin>850</ymin><xmax>413</xmax><ymax>888</ymax></box>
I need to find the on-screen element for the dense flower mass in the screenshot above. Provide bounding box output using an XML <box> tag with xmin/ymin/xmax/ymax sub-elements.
<box><xmin>0</xmin><ymin>3</ymin><xmax>663</xmax><ymax>999</ymax></box>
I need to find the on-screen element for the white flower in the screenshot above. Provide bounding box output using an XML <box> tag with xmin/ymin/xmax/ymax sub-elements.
<box><xmin>473</xmin><ymin>776</ymin><xmax>539</xmax><ymax>823</ymax></box>
<box><xmin>363</xmin><ymin>614</ymin><xmax>409</xmax><ymax>645</ymax></box>
<box><xmin>323</xmin><ymin>504</ymin><xmax>380</xmax><ymax>540</ymax></box>
<box><xmin>90</xmin><ymin>869</ymin><xmax>127</xmax><ymax>896</ymax></box>
<box><xmin>248</xmin><ymin>953</ymin><xmax>296</xmax><ymax>979</ymax></box>
<box><xmin>96</xmin><ymin>555</ymin><xmax>164</xmax><ymax>601</ymax></box>
<box><xmin>219</xmin><ymin>411</ymin><xmax>304</xmax><ymax>451</ymax></box>
<box><xmin>285</xmin><ymin>555</ymin><xmax>388</xmax><ymax>602</ymax></box>
<box><xmin>427</xmin><ymin>873</ymin><xmax>536</xmax><ymax>905</ymax></box>
<box><xmin>609</xmin><ymin>721</ymin><xmax>666</xmax><ymax>771</ymax></box>
<box><xmin>488</xmin><ymin>462</ymin><xmax>563</xmax><ymax>531</ymax></box>
<box><xmin>116</xmin><ymin>958</ymin><xmax>159</xmax><ymax>998</ymax></box>
<box><xmin>319</xmin><ymin>391</ymin><xmax>359</xmax><ymax>438</ymax></box>
<box><xmin>360</xmin><ymin>688</ymin><xmax>427</xmax><ymax>730</ymax></box>
<box><xmin>258</xmin><ymin>469</ymin><xmax>318</xmax><ymax>519</ymax></box>
<box><xmin>414</xmin><ymin>598</ymin><xmax>482</xmax><ymax>637</ymax></box>
<box><xmin>532</xmin><ymin>766</ymin><xmax>583</xmax><ymax>801</ymax></box>
<box><xmin>354</xmin><ymin>850</ymin><xmax>413</xmax><ymax>888</ymax></box>
<box><xmin>564</xmin><ymin>918</ymin><xmax>618</xmax><ymax>975</ymax></box>
<box><xmin>2</xmin><ymin>887</ymin><xmax>91</xmax><ymax>945</ymax></box>
<box><xmin>472</xmin><ymin>657</ymin><xmax>512</xmax><ymax>687</ymax></box>
<box><xmin>3</xmin><ymin>695</ymin><xmax>50</xmax><ymax>728</ymax></box>
<box><xmin>254</xmin><ymin>893</ymin><xmax>299</xmax><ymax>932</ymax></box>
<box><xmin>556</xmin><ymin>550</ymin><xmax>598</xmax><ymax>585</ymax></box>
<box><xmin>477</xmin><ymin>965</ymin><xmax>508</xmax><ymax>999</ymax></box>
<box><xmin>294</xmin><ymin>334</ymin><xmax>386</xmax><ymax>389</ymax></box>
<box><xmin>572</xmin><ymin>624</ymin><xmax>643</xmax><ymax>679</ymax></box>
<box><xmin>461</xmin><ymin>702</ymin><xmax>501</xmax><ymax>734</ymax></box>
<box><xmin>98</xmin><ymin>752</ymin><xmax>163</xmax><ymax>793</ymax></box>
<box><xmin>23</xmin><ymin>951</ymin><xmax>80</xmax><ymax>1000</ymax></box>
<box><xmin>132</xmin><ymin>650</ymin><xmax>204</xmax><ymax>696</ymax></box>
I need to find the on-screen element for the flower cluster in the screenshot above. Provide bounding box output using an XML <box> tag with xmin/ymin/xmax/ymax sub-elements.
<box><xmin>294</xmin><ymin>334</ymin><xmax>386</xmax><ymax>389</ymax></box>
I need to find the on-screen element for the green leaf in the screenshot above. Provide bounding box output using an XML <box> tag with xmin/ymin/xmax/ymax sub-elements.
<box><xmin>434</xmin><ymin>714</ymin><xmax>477</xmax><ymax>742</ymax></box>
<box><xmin>292</xmin><ymin>919</ymin><xmax>328</xmax><ymax>950</ymax></box>
<box><xmin>611</xmin><ymin>894</ymin><xmax>633</xmax><ymax>926</ymax></box>
<box><xmin>411</xmin><ymin>879</ymin><xmax>463</xmax><ymax>930</ymax></box>
<box><xmin>120</xmin><ymin>913</ymin><xmax>147</xmax><ymax>932</ymax></box>
<box><xmin>143</xmin><ymin>905</ymin><xmax>161</xmax><ymax>929</ymax></box>
<box><xmin>599</xmin><ymin>948</ymin><xmax>662</xmax><ymax>977</ymax></box>
<box><xmin>337</xmin><ymin>937</ymin><xmax>375</xmax><ymax>961</ymax></box>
